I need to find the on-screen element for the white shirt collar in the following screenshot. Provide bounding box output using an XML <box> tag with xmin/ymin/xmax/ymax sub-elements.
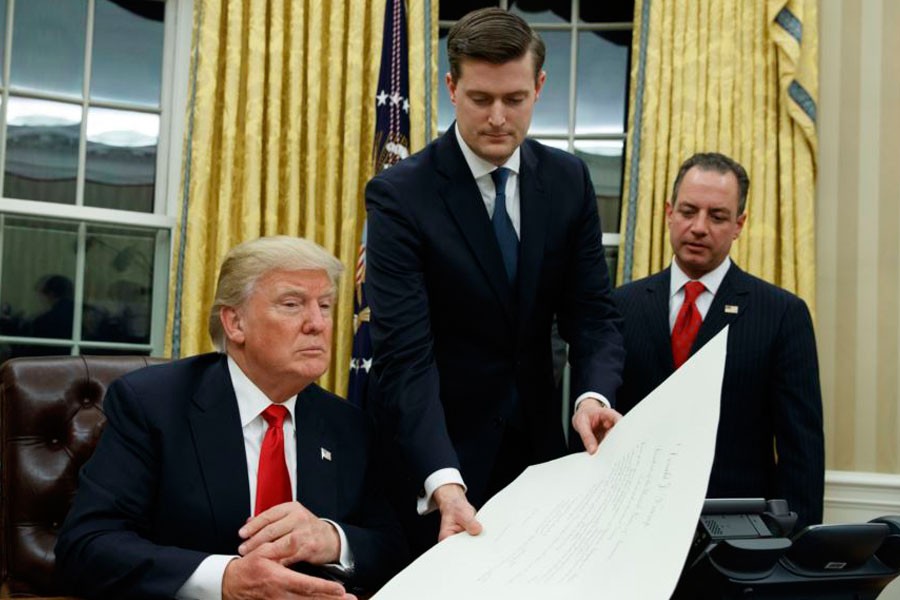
<box><xmin>670</xmin><ymin>256</ymin><xmax>732</xmax><ymax>299</ymax></box>
<box><xmin>454</xmin><ymin>122</ymin><xmax>520</xmax><ymax>179</ymax></box>
<box><xmin>227</xmin><ymin>355</ymin><xmax>297</xmax><ymax>427</ymax></box>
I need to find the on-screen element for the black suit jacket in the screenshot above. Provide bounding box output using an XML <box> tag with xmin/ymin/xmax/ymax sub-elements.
<box><xmin>55</xmin><ymin>354</ymin><xmax>406</xmax><ymax>599</ymax></box>
<box><xmin>612</xmin><ymin>264</ymin><xmax>824</xmax><ymax>530</ymax></box>
<box><xmin>365</xmin><ymin>127</ymin><xmax>624</xmax><ymax>510</ymax></box>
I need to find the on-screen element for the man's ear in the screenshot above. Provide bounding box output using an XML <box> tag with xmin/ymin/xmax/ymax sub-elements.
<box><xmin>734</xmin><ymin>211</ymin><xmax>747</xmax><ymax>239</ymax></box>
<box><xmin>219</xmin><ymin>305</ymin><xmax>245</xmax><ymax>346</ymax></box>
<box><xmin>445</xmin><ymin>72</ymin><xmax>457</xmax><ymax>105</ymax></box>
<box><xmin>534</xmin><ymin>70</ymin><xmax>547</xmax><ymax>100</ymax></box>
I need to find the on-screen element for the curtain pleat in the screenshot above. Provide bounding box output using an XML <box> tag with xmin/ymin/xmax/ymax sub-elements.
<box><xmin>165</xmin><ymin>0</ymin><xmax>435</xmax><ymax>396</ymax></box>
<box><xmin>620</xmin><ymin>0</ymin><xmax>818</xmax><ymax>314</ymax></box>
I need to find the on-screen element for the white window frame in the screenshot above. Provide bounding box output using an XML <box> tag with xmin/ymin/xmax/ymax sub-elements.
<box><xmin>0</xmin><ymin>0</ymin><xmax>193</xmax><ymax>357</ymax></box>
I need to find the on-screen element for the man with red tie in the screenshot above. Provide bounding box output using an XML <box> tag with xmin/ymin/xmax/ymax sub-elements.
<box><xmin>612</xmin><ymin>152</ymin><xmax>825</xmax><ymax>531</ymax></box>
<box><xmin>56</xmin><ymin>236</ymin><xmax>406</xmax><ymax>599</ymax></box>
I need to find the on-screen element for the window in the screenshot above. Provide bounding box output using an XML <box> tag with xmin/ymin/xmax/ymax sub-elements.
<box><xmin>437</xmin><ymin>0</ymin><xmax>634</xmax><ymax>280</ymax></box>
<box><xmin>0</xmin><ymin>0</ymin><xmax>191</xmax><ymax>363</ymax></box>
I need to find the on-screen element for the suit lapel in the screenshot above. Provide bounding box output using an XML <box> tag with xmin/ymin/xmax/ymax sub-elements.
<box><xmin>646</xmin><ymin>269</ymin><xmax>676</xmax><ymax>373</ymax></box>
<box><xmin>295</xmin><ymin>388</ymin><xmax>338</xmax><ymax>517</ymax></box>
<box><xmin>436</xmin><ymin>128</ymin><xmax>515</xmax><ymax>320</ymax></box>
<box><xmin>692</xmin><ymin>263</ymin><xmax>749</xmax><ymax>354</ymax></box>
<box><xmin>188</xmin><ymin>357</ymin><xmax>251</xmax><ymax>551</ymax></box>
<box><xmin>516</xmin><ymin>141</ymin><xmax>549</xmax><ymax>337</ymax></box>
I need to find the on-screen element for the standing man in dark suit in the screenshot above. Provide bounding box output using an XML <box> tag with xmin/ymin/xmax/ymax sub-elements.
<box><xmin>612</xmin><ymin>153</ymin><xmax>825</xmax><ymax>530</ymax></box>
<box><xmin>365</xmin><ymin>8</ymin><xmax>625</xmax><ymax>555</ymax></box>
<box><xmin>56</xmin><ymin>236</ymin><xmax>406</xmax><ymax>599</ymax></box>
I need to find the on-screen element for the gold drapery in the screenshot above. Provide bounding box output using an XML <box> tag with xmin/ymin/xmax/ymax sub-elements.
<box><xmin>620</xmin><ymin>0</ymin><xmax>818</xmax><ymax>312</ymax></box>
<box><xmin>165</xmin><ymin>0</ymin><xmax>436</xmax><ymax>395</ymax></box>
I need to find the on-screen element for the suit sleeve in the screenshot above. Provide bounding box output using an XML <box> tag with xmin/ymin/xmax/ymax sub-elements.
<box><xmin>365</xmin><ymin>175</ymin><xmax>461</xmax><ymax>487</ymax></box>
<box><xmin>55</xmin><ymin>379</ymin><xmax>207</xmax><ymax>599</ymax></box>
<box><xmin>772</xmin><ymin>298</ymin><xmax>825</xmax><ymax>529</ymax></box>
<box><xmin>557</xmin><ymin>159</ymin><xmax>625</xmax><ymax>413</ymax></box>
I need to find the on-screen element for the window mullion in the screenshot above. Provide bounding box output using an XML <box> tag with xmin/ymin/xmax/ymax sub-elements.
<box><xmin>76</xmin><ymin>0</ymin><xmax>96</xmax><ymax>209</ymax></box>
<box><xmin>72</xmin><ymin>221</ymin><xmax>88</xmax><ymax>355</ymax></box>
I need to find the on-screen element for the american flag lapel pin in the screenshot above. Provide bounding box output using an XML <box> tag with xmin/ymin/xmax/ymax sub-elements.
<box><xmin>724</xmin><ymin>305</ymin><xmax>739</xmax><ymax>314</ymax></box>
<box><xmin>321</xmin><ymin>447</ymin><xmax>332</xmax><ymax>461</ymax></box>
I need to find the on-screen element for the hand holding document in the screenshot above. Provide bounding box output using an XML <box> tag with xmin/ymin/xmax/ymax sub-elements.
<box><xmin>374</xmin><ymin>328</ymin><xmax>729</xmax><ymax>600</ymax></box>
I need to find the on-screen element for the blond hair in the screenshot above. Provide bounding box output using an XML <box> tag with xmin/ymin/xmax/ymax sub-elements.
<box><xmin>208</xmin><ymin>236</ymin><xmax>344</xmax><ymax>351</ymax></box>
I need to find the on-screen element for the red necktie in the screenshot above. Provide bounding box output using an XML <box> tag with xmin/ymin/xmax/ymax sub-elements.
<box><xmin>255</xmin><ymin>404</ymin><xmax>292</xmax><ymax>515</ymax></box>
<box><xmin>672</xmin><ymin>281</ymin><xmax>706</xmax><ymax>369</ymax></box>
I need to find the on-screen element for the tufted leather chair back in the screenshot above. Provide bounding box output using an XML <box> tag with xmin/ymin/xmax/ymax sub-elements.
<box><xmin>0</xmin><ymin>355</ymin><xmax>166</xmax><ymax>597</ymax></box>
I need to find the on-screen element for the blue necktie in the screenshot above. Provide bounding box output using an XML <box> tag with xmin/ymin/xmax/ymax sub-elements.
<box><xmin>490</xmin><ymin>167</ymin><xmax>518</xmax><ymax>283</ymax></box>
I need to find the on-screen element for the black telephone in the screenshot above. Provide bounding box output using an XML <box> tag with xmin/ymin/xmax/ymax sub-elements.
<box><xmin>672</xmin><ymin>499</ymin><xmax>900</xmax><ymax>599</ymax></box>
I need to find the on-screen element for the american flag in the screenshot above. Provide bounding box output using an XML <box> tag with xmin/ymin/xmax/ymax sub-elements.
<box><xmin>348</xmin><ymin>0</ymin><xmax>410</xmax><ymax>408</ymax></box>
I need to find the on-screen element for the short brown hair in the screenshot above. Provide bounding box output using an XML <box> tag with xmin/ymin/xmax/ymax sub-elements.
<box><xmin>447</xmin><ymin>8</ymin><xmax>545</xmax><ymax>82</ymax></box>
<box><xmin>672</xmin><ymin>152</ymin><xmax>751</xmax><ymax>215</ymax></box>
<box><xmin>208</xmin><ymin>236</ymin><xmax>344</xmax><ymax>352</ymax></box>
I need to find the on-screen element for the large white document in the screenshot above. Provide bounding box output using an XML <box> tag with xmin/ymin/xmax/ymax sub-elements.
<box><xmin>374</xmin><ymin>327</ymin><xmax>728</xmax><ymax>600</ymax></box>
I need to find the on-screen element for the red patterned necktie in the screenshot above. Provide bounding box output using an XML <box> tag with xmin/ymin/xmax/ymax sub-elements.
<box><xmin>255</xmin><ymin>404</ymin><xmax>292</xmax><ymax>516</ymax></box>
<box><xmin>672</xmin><ymin>281</ymin><xmax>706</xmax><ymax>369</ymax></box>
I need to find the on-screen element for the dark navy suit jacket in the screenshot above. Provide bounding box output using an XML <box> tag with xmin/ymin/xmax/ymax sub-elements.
<box><xmin>55</xmin><ymin>354</ymin><xmax>406</xmax><ymax>599</ymax></box>
<box><xmin>612</xmin><ymin>264</ymin><xmax>824</xmax><ymax>530</ymax></box>
<box><xmin>365</xmin><ymin>127</ymin><xmax>624</xmax><ymax>512</ymax></box>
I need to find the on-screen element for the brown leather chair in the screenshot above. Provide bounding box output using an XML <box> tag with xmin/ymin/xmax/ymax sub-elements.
<box><xmin>0</xmin><ymin>355</ymin><xmax>165</xmax><ymax>598</ymax></box>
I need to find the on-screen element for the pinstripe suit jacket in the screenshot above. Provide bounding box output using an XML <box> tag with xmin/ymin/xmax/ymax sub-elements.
<box><xmin>612</xmin><ymin>263</ymin><xmax>824</xmax><ymax>530</ymax></box>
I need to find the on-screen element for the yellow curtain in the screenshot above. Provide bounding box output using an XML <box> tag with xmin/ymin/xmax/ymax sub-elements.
<box><xmin>165</xmin><ymin>0</ymin><xmax>436</xmax><ymax>396</ymax></box>
<box><xmin>619</xmin><ymin>0</ymin><xmax>818</xmax><ymax>313</ymax></box>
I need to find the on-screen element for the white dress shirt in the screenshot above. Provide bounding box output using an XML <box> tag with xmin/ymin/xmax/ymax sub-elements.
<box><xmin>668</xmin><ymin>257</ymin><xmax>733</xmax><ymax>330</ymax></box>
<box><xmin>416</xmin><ymin>129</ymin><xmax>611</xmax><ymax>515</ymax></box>
<box><xmin>176</xmin><ymin>357</ymin><xmax>352</xmax><ymax>599</ymax></box>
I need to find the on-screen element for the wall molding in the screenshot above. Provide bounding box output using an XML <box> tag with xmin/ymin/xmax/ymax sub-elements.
<box><xmin>824</xmin><ymin>469</ymin><xmax>900</xmax><ymax>523</ymax></box>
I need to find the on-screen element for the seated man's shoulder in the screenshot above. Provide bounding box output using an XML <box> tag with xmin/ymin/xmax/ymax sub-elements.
<box><xmin>112</xmin><ymin>352</ymin><xmax>224</xmax><ymax>404</ymax></box>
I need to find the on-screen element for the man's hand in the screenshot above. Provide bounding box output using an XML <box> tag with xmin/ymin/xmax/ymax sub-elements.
<box><xmin>572</xmin><ymin>399</ymin><xmax>622</xmax><ymax>454</ymax></box>
<box><xmin>238</xmin><ymin>501</ymin><xmax>341</xmax><ymax>566</ymax></box>
<box><xmin>222</xmin><ymin>549</ymin><xmax>355</xmax><ymax>600</ymax></box>
<box><xmin>433</xmin><ymin>483</ymin><xmax>482</xmax><ymax>542</ymax></box>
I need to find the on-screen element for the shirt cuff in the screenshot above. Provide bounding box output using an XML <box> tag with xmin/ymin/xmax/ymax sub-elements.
<box><xmin>175</xmin><ymin>554</ymin><xmax>236</xmax><ymax>600</ymax></box>
<box><xmin>574</xmin><ymin>392</ymin><xmax>611</xmax><ymax>411</ymax></box>
<box><xmin>320</xmin><ymin>519</ymin><xmax>355</xmax><ymax>573</ymax></box>
<box><xmin>417</xmin><ymin>468</ymin><xmax>466</xmax><ymax>515</ymax></box>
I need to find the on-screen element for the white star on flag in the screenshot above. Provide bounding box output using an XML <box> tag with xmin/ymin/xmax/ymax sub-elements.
<box><xmin>390</xmin><ymin>92</ymin><xmax>401</xmax><ymax>106</ymax></box>
<box><xmin>362</xmin><ymin>358</ymin><xmax>373</xmax><ymax>373</ymax></box>
<box><xmin>403</xmin><ymin>98</ymin><xmax>410</xmax><ymax>113</ymax></box>
<box><xmin>376</xmin><ymin>90</ymin><xmax>389</xmax><ymax>106</ymax></box>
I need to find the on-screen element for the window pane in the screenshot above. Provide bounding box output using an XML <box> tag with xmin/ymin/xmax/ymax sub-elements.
<box><xmin>0</xmin><ymin>216</ymin><xmax>78</xmax><ymax>345</ymax></box>
<box><xmin>11</xmin><ymin>0</ymin><xmax>87</xmax><ymax>98</ymax></box>
<box><xmin>437</xmin><ymin>28</ymin><xmax>453</xmax><ymax>133</ymax></box>
<box><xmin>604</xmin><ymin>244</ymin><xmax>618</xmax><ymax>284</ymax></box>
<box><xmin>530</xmin><ymin>30</ymin><xmax>570</xmax><ymax>135</ymax></box>
<box><xmin>4</xmin><ymin>97</ymin><xmax>82</xmax><ymax>204</ymax></box>
<box><xmin>82</xmin><ymin>225</ymin><xmax>155</xmax><ymax>344</ymax></box>
<box><xmin>80</xmin><ymin>347</ymin><xmax>150</xmax><ymax>356</ymax></box>
<box><xmin>575</xmin><ymin>140</ymin><xmax>623</xmax><ymax>233</ymax></box>
<box><xmin>91</xmin><ymin>0</ymin><xmax>165</xmax><ymax>108</ymax></box>
<box><xmin>3</xmin><ymin>97</ymin><xmax>81</xmax><ymax>204</ymax></box>
<box><xmin>576</xmin><ymin>31</ymin><xmax>630</xmax><ymax>135</ymax></box>
<box><xmin>509</xmin><ymin>1</ymin><xmax>570</xmax><ymax>24</ymax></box>
<box><xmin>0</xmin><ymin>343</ymin><xmax>72</xmax><ymax>363</ymax></box>
<box><xmin>580</xmin><ymin>2</ymin><xmax>634</xmax><ymax>24</ymax></box>
<box><xmin>85</xmin><ymin>107</ymin><xmax>159</xmax><ymax>212</ymax></box>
